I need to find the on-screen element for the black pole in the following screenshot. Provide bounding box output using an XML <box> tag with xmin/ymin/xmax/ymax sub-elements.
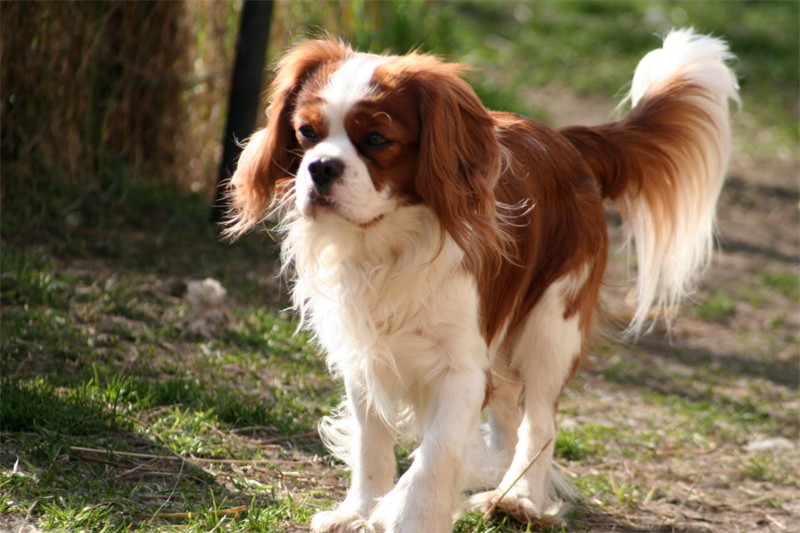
<box><xmin>210</xmin><ymin>0</ymin><xmax>273</xmax><ymax>224</ymax></box>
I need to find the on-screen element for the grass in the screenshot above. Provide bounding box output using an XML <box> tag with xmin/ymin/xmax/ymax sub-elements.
<box><xmin>0</xmin><ymin>207</ymin><xmax>338</xmax><ymax>530</ymax></box>
<box><xmin>2</xmin><ymin>1</ymin><xmax>798</xmax><ymax>532</ymax></box>
<box><xmin>694</xmin><ymin>290</ymin><xmax>737</xmax><ymax>321</ymax></box>
<box><xmin>757</xmin><ymin>271</ymin><xmax>800</xmax><ymax>302</ymax></box>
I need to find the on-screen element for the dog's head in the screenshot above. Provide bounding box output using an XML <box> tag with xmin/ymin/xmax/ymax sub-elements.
<box><xmin>226</xmin><ymin>39</ymin><xmax>505</xmax><ymax>268</ymax></box>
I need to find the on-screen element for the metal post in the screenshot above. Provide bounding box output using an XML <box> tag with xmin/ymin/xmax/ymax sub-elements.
<box><xmin>210</xmin><ymin>0</ymin><xmax>273</xmax><ymax>225</ymax></box>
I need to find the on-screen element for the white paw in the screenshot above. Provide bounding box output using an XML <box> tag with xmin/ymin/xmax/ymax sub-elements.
<box><xmin>369</xmin><ymin>487</ymin><xmax>452</xmax><ymax>533</ymax></box>
<box><xmin>368</xmin><ymin>492</ymin><xmax>401</xmax><ymax>532</ymax></box>
<box><xmin>469</xmin><ymin>489</ymin><xmax>563</xmax><ymax>526</ymax></box>
<box><xmin>311</xmin><ymin>509</ymin><xmax>372</xmax><ymax>533</ymax></box>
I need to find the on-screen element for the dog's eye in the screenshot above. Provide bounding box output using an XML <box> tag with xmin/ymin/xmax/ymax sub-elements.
<box><xmin>298</xmin><ymin>125</ymin><xmax>320</xmax><ymax>143</ymax></box>
<box><xmin>364</xmin><ymin>132</ymin><xmax>390</xmax><ymax>148</ymax></box>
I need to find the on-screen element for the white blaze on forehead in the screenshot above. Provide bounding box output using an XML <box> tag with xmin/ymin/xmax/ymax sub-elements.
<box><xmin>322</xmin><ymin>54</ymin><xmax>385</xmax><ymax>131</ymax></box>
<box><xmin>294</xmin><ymin>53</ymin><xmax>397</xmax><ymax>227</ymax></box>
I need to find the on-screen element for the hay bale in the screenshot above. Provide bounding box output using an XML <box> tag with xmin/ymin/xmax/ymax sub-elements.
<box><xmin>0</xmin><ymin>2</ymin><xmax>199</xmax><ymax>186</ymax></box>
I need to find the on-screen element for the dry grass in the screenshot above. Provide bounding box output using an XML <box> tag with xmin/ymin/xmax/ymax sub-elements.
<box><xmin>0</xmin><ymin>1</ymin><xmax>238</xmax><ymax>196</ymax></box>
<box><xmin>2</xmin><ymin>3</ymin><xmax>188</xmax><ymax>177</ymax></box>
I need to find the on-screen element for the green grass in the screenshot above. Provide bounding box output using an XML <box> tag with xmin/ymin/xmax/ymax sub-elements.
<box><xmin>757</xmin><ymin>271</ymin><xmax>800</xmax><ymax>302</ymax></box>
<box><xmin>694</xmin><ymin>290</ymin><xmax>737</xmax><ymax>321</ymax></box>
<box><xmin>0</xmin><ymin>201</ymin><xmax>335</xmax><ymax>530</ymax></box>
<box><xmin>556</xmin><ymin>424</ymin><xmax>617</xmax><ymax>462</ymax></box>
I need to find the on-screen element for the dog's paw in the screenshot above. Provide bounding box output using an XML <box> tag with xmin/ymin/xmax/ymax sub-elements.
<box><xmin>369</xmin><ymin>486</ymin><xmax>451</xmax><ymax>533</ymax></box>
<box><xmin>469</xmin><ymin>489</ymin><xmax>562</xmax><ymax>527</ymax></box>
<box><xmin>370</xmin><ymin>512</ymin><xmax>441</xmax><ymax>533</ymax></box>
<box><xmin>368</xmin><ymin>491</ymin><xmax>402</xmax><ymax>533</ymax></box>
<box><xmin>311</xmin><ymin>509</ymin><xmax>372</xmax><ymax>533</ymax></box>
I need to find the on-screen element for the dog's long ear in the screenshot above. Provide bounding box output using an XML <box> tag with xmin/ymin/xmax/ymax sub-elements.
<box><xmin>399</xmin><ymin>57</ymin><xmax>505</xmax><ymax>271</ymax></box>
<box><xmin>225</xmin><ymin>39</ymin><xmax>352</xmax><ymax>237</ymax></box>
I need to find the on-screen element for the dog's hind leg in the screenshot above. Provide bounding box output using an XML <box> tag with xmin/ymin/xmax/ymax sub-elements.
<box><xmin>472</xmin><ymin>276</ymin><xmax>585</xmax><ymax>524</ymax></box>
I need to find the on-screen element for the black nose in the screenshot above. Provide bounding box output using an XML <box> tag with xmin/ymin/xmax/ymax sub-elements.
<box><xmin>308</xmin><ymin>157</ymin><xmax>344</xmax><ymax>193</ymax></box>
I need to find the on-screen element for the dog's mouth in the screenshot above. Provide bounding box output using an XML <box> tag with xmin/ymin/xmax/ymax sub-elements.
<box><xmin>356</xmin><ymin>214</ymin><xmax>385</xmax><ymax>229</ymax></box>
<box><xmin>311</xmin><ymin>193</ymin><xmax>336</xmax><ymax>210</ymax></box>
<box><xmin>306</xmin><ymin>193</ymin><xmax>386</xmax><ymax>229</ymax></box>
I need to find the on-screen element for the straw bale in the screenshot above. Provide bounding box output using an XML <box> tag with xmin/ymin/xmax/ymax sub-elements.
<box><xmin>1</xmin><ymin>1</ymin><xmax>236</xmax><ymax>194</ymax></box>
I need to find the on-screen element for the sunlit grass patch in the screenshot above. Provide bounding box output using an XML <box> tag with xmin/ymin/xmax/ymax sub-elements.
<box><xmin>741</xmin><ymin>452</ymin><xmax>798</xmax><ymax>485</ymax></box>
<box><xmin>693</xmin><ymin>290</ymin><xmax>737</xmax><ymax>321</ymax></box>
<box><xmin>0</xmin><ymin>250</ymin><xmax>70</xmax><ymax>307</ymax></box>
<box><xmin>0</xmin><ymin>253</ymin><xmax>337</xmax><ymax>531</ymax></box>
<box><xmin>455</xmin><ymin>510</ymin><xmax>554</xmax><ymax>533</ymax></box>
<box><xmin>0</xmin><ymin>377</ymin><xmax>130</xmax><ymax>434</ymax></box>
<box><xmin>556</xmin><ymin>424</ymin><xmax>617</xmax><ymax>462</ymax></box>
<box><xmin>570</xmin><ymin>472</ymin><xmax>646</xmax><ymax>511</ymax></box>
<box><xmin>757</xmin><ymin>270</ymin><xmax>800</xmax><ymax>302</ymax></box>
<box><xmin>38</xmin><ymin>498</ymin><xmax>119</xmax><ymax>532</ymax></box>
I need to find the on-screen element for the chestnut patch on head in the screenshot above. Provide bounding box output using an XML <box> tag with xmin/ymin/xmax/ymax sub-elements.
<box><xmin>340</xmin><ymin>93</ymin><xmax>422</xmax><ymax>203</ymax></box>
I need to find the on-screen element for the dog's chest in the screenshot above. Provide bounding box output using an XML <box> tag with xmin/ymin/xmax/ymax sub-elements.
<box><xmin>298</xmin><ymin>234</ymin><xmax>482</xmax><ymax>365</ymax></box>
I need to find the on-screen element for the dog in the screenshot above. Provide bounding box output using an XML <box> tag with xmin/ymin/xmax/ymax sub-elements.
<box><xmin>225</xmin><ymin>29</ymin><xmax>739</xmax><ymax>533</ymax></box>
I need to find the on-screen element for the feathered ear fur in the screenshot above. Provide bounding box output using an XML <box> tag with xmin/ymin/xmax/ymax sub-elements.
<box><xmin>394</xmin><ymin>56</ymin><xmax>506</xmax><ymax>271</ymax></box>
<box><xmin>225</xmin><ymin>39</ymin><xmax>353</xmax><ymax>238</ymax></box>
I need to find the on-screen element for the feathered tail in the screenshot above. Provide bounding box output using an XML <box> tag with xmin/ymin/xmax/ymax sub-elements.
<box><xmin>562</xmin><ymin>28</ymin><xmax>740</xmax><ymax>334</ymax></box>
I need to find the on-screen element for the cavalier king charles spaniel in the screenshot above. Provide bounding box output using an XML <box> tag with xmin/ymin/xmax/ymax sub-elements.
<box><xmin>226</xmin><ymin>29</ymin><xmax>739</xmax><ymax>533</ymax></box>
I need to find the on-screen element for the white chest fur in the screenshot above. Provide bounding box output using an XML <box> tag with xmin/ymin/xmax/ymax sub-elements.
<box><xmin>282</xmin><ymin>206</ymin><xmax>488</xmax><ymax>411</ymax></box>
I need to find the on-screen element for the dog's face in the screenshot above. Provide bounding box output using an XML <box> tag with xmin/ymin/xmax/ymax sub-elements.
<box><xmin>226</xmin><ymin>39</ymin><xmax>505</xmax><ymax>269</ymax></box>
<box><xmin>290</xmin><ymin>53</ymin><xmax>420</xmax><ymax>228</ymax></box>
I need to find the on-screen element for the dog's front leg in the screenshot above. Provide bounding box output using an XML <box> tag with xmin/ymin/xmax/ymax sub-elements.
<box><xmin>369</xmin><ymin>368</ymin><xmax>485</xmax><ymax>533</ymax></box>
<box><xmin>312</xmin><ymin>372</ymin><xmax>396</xmax><ymax>533</ymax></box>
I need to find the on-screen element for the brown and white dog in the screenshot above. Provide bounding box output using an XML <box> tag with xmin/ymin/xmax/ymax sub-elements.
<box><xmin>226</xmin><ymin>29</ymin><xmax>739</xmax><ymax>533</ymax></box>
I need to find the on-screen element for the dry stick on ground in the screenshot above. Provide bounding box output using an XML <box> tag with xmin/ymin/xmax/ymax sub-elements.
<box><xmin>232</xmin><ymin>425</ymin><xmax>278</xmax><ymax>434</ymax></box>
<box><xmin>132</xmin><ymin>505</ymin><xmax>248</xmax><ymax>520</ymax></box>
<box><xmin>71</xmin><ymin>446</ymin><xmax>277</xmax><ymax>464</ymax></box>
<box><xmin>154</xmin><ymin>448</ymin><xmax>187</xmax><ymax>522</ymax></box>
<box><xmin>78</xmin><ymin>454</ymin><xmax>125</xmax><ymax>468</ymax></box>
<box><xmin>483</xmin><ymin>437</ymin><xmax>554</xmax><ymax>520</ymax></box>
<box><xmin>208</xmin><ymin>515</ymin><xmax>230</xmax><ymax>533</ymax></box>
<box><xmin>256</xmin><ymin>430</ymin><xmax>320</xmax><ymax>445</ymax></box>
<box><xmin>74</xmin><ymin>445</ymin><xmax>306</xmax><ymax>484</ymax></box>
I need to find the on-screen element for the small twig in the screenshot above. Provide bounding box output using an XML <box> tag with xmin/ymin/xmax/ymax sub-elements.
<box><xmin>654</xmin><ymin>444</ymin><xmax>717</xmax><ymax>457</ymax></box>
<box><xmin>674</xmin><ymin>476</ymin><xmax>702</xmax><ymax>517</ymax></box>
<box><xmin>112</xmin><ymin>460</ymin><xmax>155</xmax><ymax>480</ymax></box>
<box><xmin>78</xmin><ymin>454</ymin><xmax>124</xmax><ymax>468</ymax></box>
<box><xmin>764</xmin><ymin>514</ymin><xmax>788</xmax><ymax>530</ymax></box>
<box><xmin>76</xmin><ymin>452</ymin><xmax>203</xmax><ymax>481</ymax></box>
<box><xmin>257</xmin><ymin>430</ymin><xmax>319</xmax><ymax>445</ymax></box>
<box><xmin>20</xmin><ymin>500</ymin><xmax>39</xmax><ymax>533</ymax></box>
<box><xmin>642</xmin><ymin>484</ymin><xmax>658</xmax><ymax>505</ymax></box>
<box><xmin>483</xmin><ymin>437</ymin><xmax>553</xmax><ymax>519</ymax></box>
<box><xmin>208</xmin><ymin>515</ymin><xmax>229</xmax><ymax>532</ymax></box>
<box><xmin>133</xmin><ymin>504</ymin><xmax>247</xmax><ymax>520</ymax></box>
<box><xmin>231</xmin><ymin>425</ymin><xmax>277</xmax><ymax>434</ymax></box>
<box><xmin>154</xmin><ymin>449</ymin><xmax>186</xmax><ymax>520</ymax></box>
<box><xmin>185</xmin><ymin>456</ymin><xmax>281</xmax><ymax>465</ymax></box>
<box><xmin>70</xmin><ymin>446</ymin><xmax>277</xmax><ymax>464</ymax></box>
<box><xmin>71</xmin><ymin>446</ymin><xmax>185</xmax><ymax>462</ymax></box>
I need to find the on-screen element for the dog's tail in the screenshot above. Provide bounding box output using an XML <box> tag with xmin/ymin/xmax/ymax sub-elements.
<box><xmin>562</xmin><ymin>28</ymin><xmax>740</xmax><ymax>334</ymax></box>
